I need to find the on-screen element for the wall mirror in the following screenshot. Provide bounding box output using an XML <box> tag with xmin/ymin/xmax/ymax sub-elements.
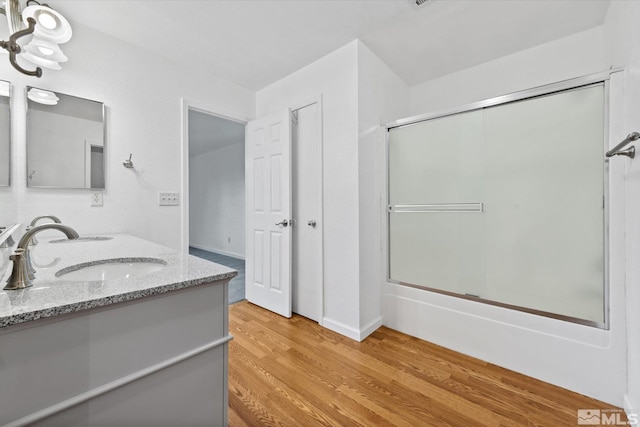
<box><xmin>0</xmin><ymin>80</ymin><xmax>11</xmax><ymax>187</ymax></box>
<box><xmin>26</xmin><ymin>87</ymin><xmax>105</xmax><ymax>189</ymax></box>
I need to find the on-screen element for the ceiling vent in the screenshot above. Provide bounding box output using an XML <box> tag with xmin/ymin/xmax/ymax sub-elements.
<box><xmin>415</xmin><ymin>0</ymin><xmax>429</xmax><ymax>5</ymax></box>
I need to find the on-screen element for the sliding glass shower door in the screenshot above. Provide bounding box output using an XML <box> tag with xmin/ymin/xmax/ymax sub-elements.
<box><xmin>388</xmin><ymin>83</ymin><xmax>605</xmax><ymax>325</ymax></box>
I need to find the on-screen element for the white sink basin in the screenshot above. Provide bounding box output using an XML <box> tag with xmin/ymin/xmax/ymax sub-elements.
<box><xmin>56</xmin><ymin>258</ymin><xmax>167</xmax><ymax>282</ymax></box>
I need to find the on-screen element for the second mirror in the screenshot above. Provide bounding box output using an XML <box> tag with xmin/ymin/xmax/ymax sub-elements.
<box><xmin>27</xmin><ymin>87</ymin><xmax>105</xmax><ymax>189</ymax></box>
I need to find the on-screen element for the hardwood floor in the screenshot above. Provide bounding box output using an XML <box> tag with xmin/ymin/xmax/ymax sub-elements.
<box><xmin>228</xmin><ymin>301</ymin><xmax>623</xmax><ymax>426</ymax></box>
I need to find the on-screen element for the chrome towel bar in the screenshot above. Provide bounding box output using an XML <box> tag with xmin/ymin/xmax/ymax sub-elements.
<box><xmin>389</xmin><ymin>203</ymin><xmax>484</xmax><ymax>213</ymax></box>
<box><xmin>606</xmin><ymin>132</ymin><xmax>639</xmax><ymax>159</ymax></box>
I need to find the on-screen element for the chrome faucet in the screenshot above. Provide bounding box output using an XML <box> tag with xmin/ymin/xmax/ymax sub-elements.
<box><xmin>26</xmin><ymin>215</ymin><xmax>62</xmax><ymax>246</ymax></box>
<box><xmin>4</xmin><ymin>223</ymin><xmax>79</xmax><ymax>290</ymax></box>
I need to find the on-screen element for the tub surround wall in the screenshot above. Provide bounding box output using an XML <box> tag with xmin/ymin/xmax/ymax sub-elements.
<box><xmin>0</xmin><ymin>20</ymin><xmax>254</xmax><ymax>249</ymax></box>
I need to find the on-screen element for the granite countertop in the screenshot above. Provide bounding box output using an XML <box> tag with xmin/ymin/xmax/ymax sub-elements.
<box><xmin>0</xmin><ymin>233</ymin><xmax>237</xmax><ymax>329</ymax></box>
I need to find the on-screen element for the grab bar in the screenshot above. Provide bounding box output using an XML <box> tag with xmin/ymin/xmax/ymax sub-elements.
<box><xmin>606</xmin><ymin>132</ymin><xmax>639</xmax><ymax>159</ymax></box>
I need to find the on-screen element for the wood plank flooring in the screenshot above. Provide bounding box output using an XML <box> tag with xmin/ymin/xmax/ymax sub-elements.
<box><xmin>228</xmin><ymin>301</ymin><xmax>623</xmax><ymax>426</ymax></box>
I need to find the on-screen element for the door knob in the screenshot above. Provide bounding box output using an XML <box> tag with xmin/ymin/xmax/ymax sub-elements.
<box><xmin>275</xmin><ymin>220</ymin><xmax>289</xmax><ymax>227</ymax></box>
<box><xmin>307</xmin><ymin>220</ymin><xmax>316</xmax><ymax>228</ymax></box>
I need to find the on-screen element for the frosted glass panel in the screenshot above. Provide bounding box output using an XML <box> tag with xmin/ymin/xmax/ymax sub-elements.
<box><xmin>389</xmin><ymin>110</ymin><xmax>484</xmax><ymax>205</ymax></box>
<box><xmin>388</xmin><ymin>84</ymin><xmax>605</xmax><ymax>324</ymax></box>
<box><xmin>390</xmin><ymin>212</ymin><xmax>486</xmax><ymax>297</ymax></box>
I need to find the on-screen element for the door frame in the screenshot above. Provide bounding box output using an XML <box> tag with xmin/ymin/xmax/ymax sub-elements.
<box><xmin>291</xmin><ymin>95</ymin><xmax>325</xmax><ymax>325</ymax></box>
<box><xmin>180</xmin><ymin>98</ymin><xmax>250</xmax><ymax>254</ymax></box>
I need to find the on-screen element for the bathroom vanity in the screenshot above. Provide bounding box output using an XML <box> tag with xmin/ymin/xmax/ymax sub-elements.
<box><xmin>0</xmin><ymin>234</ymin><xmax>236</xmax><ymax>426</ymax></box>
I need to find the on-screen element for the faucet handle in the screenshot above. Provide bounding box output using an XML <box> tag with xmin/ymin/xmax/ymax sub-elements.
<box><xmin>4</xmin><ymin>249</ymin><xmax>31</xmax><ymax>290</ymax></box>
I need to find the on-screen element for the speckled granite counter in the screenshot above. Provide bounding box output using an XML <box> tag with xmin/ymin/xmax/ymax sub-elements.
<box><xmin>0</xmin><ymin>233</ymin><xmax>237</xmax><ymax>328</ymax></box>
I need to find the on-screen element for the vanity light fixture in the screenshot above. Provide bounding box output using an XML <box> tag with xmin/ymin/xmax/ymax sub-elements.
<box><xmin>27</xmin><ymin>87</ymin><xmax>58</xmax><ymax>105</ymax></box>
<box><xmin>0</xmin><ymin>0</ymin><xmax>72</xmax><ymax>77</ymax></box>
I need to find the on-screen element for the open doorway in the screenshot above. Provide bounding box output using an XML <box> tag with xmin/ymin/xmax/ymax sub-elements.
<box><xmin>187</xmin><ymin>107</ymin><xmax>246</xmax><ymax>304</ymax></box>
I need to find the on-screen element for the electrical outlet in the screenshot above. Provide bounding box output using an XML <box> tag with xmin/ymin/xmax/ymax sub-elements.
<box><xmin>227</xmin><ymin>237</ymin><xmax>231</xmax><ymax>243</ymax></box>
<box><xmin>159</xmin><ymin>192</ymin><xmax>179</xmax><ymax>206</ymax></box>
<box><xmin>91</xmin><ymin>191</ymin><xmax>103</xmax><ymax>206</ymax></box>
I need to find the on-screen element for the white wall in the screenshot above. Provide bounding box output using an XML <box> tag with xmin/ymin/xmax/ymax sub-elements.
<box><xmin>384</xmin><ymin>26</ymin><xmax>629</xmax><ymax>406</ymax></box>
<box><xmin>357</xmin><ymin>42</ymin><xmax>409</xmax><ymax>337</ymax></box>
<box><xmin>603</xmin><ymin>0</ymin><xmax>640</xmax><ymax>416</ymax></box>
<box><xmin>256</xmin><ymin>41</ymin><xmax>362</xmax><ymax>338</ymax></box>
<box><xmin>0</xmin><ymin>21</ymin><xmax>254</xmax><ymax>249</ymax></box>
<box><xmin>410</xmin><ymin>26</ymin><xmax>606</xmax><ymax>115</ymax></box>
<box><xmin>189</xmin><ymin>142</ymin><xmax>245</xmax><ymax>258</ymax></box>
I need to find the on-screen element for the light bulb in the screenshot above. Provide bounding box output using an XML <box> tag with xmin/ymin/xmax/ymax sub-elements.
<box><xmin>22</xmin><ymin>5</ymin><xmax>72</xmax><ymax>44</ymax></box>
<box><xmin>37</xmin><ymin>11</ymin><xmax>57</xmax><ymax>30</ymax></box>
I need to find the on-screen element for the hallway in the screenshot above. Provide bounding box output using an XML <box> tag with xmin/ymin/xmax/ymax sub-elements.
<box><xmin>189</xmin><ymin>247</ymin><xmax>245</xmax><ymax>304</ymax></box>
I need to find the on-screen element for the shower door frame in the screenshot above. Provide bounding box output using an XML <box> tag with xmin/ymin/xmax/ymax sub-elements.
<box><xmin>384</xmin><ymin>70</ymin><xmax>621</xmax><ymax>329</ymax></box>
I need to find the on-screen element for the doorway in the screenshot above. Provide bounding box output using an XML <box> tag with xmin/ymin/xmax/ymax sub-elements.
<box><xmin>186</xmin><ymin>106</ymin><xmax>247</xmax><ymax>304</ymax></box>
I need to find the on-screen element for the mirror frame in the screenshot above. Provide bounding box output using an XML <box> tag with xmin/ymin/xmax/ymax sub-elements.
<box><xmin>0</xmin><ymin>80</ymin><xmax>11</xmax><ymax>187</ymax></box>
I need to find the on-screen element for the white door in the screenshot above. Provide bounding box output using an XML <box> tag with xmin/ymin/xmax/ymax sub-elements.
<box><xmin>292</xmin><ymin>104</ymin><xmax>323</xmax><ymax>322</ymax></box>
<box><xmin>245</xmin><ymin>110</ymin><xmax>292</xmax><ymax>318</ymax></box>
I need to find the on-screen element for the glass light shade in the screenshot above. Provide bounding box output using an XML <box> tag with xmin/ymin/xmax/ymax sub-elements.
<box><xmin>27</xmin><ymin>88</ymin><xmax>59</xmax><ymax>105</ymax></box>
<box><xmin>5</xmin><ymin>0</ymin><xmax>23</xmax><ymax>34</ymax></box>
<box><xmin>22</xmin><ymin>5</ymin><xmax>72</xmax><ymax>44</ymax></box>
<box><xmin>21</xmin><ymin>51</ymin><xmax>62</xmax><ymax>70</ymax></box>
<box><xmin>23</xmin><ymin>37</ymin><xmax>68</xmax><ymax>62</ymax></box>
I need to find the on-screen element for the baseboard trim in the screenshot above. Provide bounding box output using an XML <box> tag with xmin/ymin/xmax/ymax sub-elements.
<box><xmin>189</xmin><ymin>244</ymin><xmax>245</xmax><ymax>260</ymax></box>
<box><xmin>360</xmin><ymin>316</ymin><xmax>383</xmax><ymax>341</ymax></box>
<box><xmin>322</xmin><ymin>316</ymin><xmax>383</xmax><ymax>342</ymax></box>
<box><xmin>5</xmin><ymin>335</ymin><xmax>233</xmax><ymax>427</ymax></box>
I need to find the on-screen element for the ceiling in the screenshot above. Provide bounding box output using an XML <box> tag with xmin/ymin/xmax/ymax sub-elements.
<box><xmin>54</xmin><ymin>0</ymin><xmax>611</xmax><ymax>91</ymax></box>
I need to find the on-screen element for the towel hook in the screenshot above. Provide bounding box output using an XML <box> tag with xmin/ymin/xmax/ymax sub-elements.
<box><xmin>123</xmin><ymin>154</ymin><xmax>134</xmax><ymax>168</ymax></box>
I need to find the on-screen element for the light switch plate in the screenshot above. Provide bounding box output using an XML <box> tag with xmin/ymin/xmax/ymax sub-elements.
<box><xmin>159</xmin><ymin>192</ymin><xmax>179</xmax><ymax>206</ymax></box>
